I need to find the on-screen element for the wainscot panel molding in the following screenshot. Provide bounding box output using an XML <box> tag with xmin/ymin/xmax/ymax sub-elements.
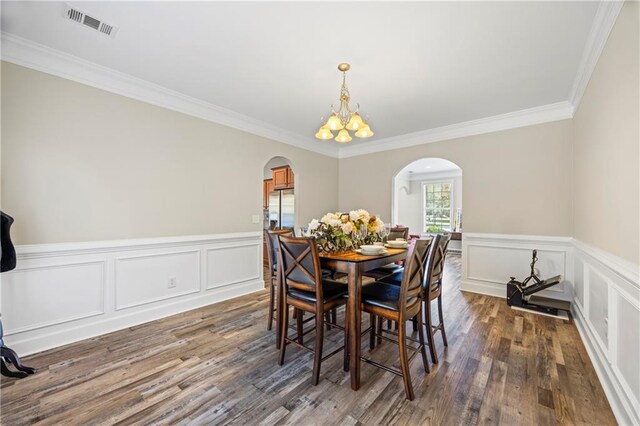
<box><xmin>0</xmin><ymin>232</ymin><xmax>264</xmax><ymax>356</ymax></box>
<box><xmin>572</xmin><ymin>238</ymin><xmax>639</xmax><ymax>426</ymax></box>
<box><xmin>462</xmin><ymin>233</ymin><xmax>639</xmax><ymax>425</ymax></box>
<box><xmin>461</xmin><ymin>233</ymin><xmax>574</xmax><ymax>301</ymax></box>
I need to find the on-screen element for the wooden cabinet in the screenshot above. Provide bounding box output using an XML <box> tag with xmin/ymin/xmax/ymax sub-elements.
<box><xmin>272</xmin><ymin>166</ymin><xmax>294</xmax><ymax>190</ymax></box>
<box><xmin>263</xmin><ymin>179</ymin><xmax>274</xmax><ymax>208</ymax></box>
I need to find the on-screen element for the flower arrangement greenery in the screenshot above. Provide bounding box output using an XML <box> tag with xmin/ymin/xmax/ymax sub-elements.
<box><xmin>308</xmin><ymin>209</ymin><xmax>385</xmax><ymax>252</ymax></box>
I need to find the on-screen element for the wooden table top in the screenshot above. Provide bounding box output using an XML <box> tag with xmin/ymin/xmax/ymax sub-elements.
<box><xmin>318</xmin><ymin>247</ymin><xmax>407</xmax><ymax>263</ymax></box>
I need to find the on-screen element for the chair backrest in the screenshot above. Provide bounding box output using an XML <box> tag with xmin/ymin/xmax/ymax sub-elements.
<box><xmin>264</xmin><ymin>229</ymin><xmax>294</xmax><ymax>271</ymax></box>
<box><xmin>399</xmin><ymin>238</ymin><xmax>433</xmax><ymax>318</ymax></box>
<box><xmin>389</xmin><ymin>226</ymin><xmax>409</xmax><ymax>241</ymax></box>
<box><xmin>425</xmin><ymin>234</ymin><xmax>451</xmax><ymax>294</ymax></box>
<box><xmin>277</xmin><ymin>235</ymin><xmax>324</xmax><ymax>301</ymax></box>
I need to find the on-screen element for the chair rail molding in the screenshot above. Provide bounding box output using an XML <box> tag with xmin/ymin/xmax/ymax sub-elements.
<box><xmin>462</xmin><ymin>232</ymin><xmax>639</xmax><ymax>425</ymax></box>
<box><xmin>1</xmin><ymin>232</ymin><xmax>265</xmax><ymax>356</ymax></box>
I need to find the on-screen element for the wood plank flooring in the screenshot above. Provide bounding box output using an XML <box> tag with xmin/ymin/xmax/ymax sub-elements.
<box><xmin>1</xmin><ymin>254</ymin><xmax>616</xmax><ymax>425</ymax></box>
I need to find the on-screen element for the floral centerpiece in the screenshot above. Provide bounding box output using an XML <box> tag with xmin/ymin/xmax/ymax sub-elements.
<box><xmin>308</xmin><ymin>209</ymin><xmax>385</xmax><ymax>252</ymax></box>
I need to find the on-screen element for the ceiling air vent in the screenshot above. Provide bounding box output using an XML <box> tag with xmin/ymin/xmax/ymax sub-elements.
<box><xmin>63</xmin><ymin>4</ymin><xmax>119</xmax><ymax>39</ymax></box>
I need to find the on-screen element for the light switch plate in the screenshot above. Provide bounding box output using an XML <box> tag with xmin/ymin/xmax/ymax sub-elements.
<box><xmin>252</xmin><ymin>215</ymin><xmax>260</xmax><ymax>224</ymax></box>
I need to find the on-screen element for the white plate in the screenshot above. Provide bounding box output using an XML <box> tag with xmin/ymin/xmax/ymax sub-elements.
<box><xmin>385</xmin><ymin>243</ymin><xmax>408</xmax><ymax>249</ymax></box>
<box><xmin>355</xmin><ymin>249</ymin><xmax>388</xmax><ymax>256</ymax></box>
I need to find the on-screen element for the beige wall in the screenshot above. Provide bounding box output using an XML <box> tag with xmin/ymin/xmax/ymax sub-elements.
<box><xmin>339</xmin><ymin>120</ymin><xmax>573</xmax><ymax>236</ymax></box>
<box><xmin>572</xmin><ymin>1</ymin><xmax>639</xmax><ymax>265</ymax></box>
<box><xmin>1</xmin><ymin>63</ymin><xmax>339</xmax><ymax>245</ymax></box>
<box><xmin>3</xmin><ymin>1</ymin><xmax>638</xmax><ymax>263</ymax></box>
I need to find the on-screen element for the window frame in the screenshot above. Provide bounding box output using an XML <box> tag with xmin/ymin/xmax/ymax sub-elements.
<box><xmin>421</xmin><ymin>179</ymin><xmax>454</xmax><ymax>233</ymax></box>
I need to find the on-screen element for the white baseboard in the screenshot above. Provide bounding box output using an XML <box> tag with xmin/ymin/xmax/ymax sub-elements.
<box><xmin>460</xmin><ymin>279</ymin><xmax>506</xmax><ymax>298</ymax></box>
<box><xmin>460</xmin><ymin>232</ymin><xmax>639</xmax><ymax>425</ymax></box>
<box><xmin>1</xmin><ymin>232</ymin><xmax>264</xmax><ymax>356</ymax></box>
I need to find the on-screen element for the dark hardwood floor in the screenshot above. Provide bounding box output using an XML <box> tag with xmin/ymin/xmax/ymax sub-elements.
<box><xmin>1</xmin><ymin>254</ymin><xmax>616</xmax><ymax>425</ymax></box>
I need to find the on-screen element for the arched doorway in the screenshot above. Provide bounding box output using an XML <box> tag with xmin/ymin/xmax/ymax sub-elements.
<box><xmin>263</xmin><ymin>156</ymin><xmax>296</xmax><ymax>231</ymax></box>
<box><xmin>392</xmin><ymin>158</ymin><xmax>462</xmax><ymax>251</ymax></box>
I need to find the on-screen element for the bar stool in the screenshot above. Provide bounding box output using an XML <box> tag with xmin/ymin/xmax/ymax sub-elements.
<box><xmin>277</xmin><ymin>235</ymin><xmax>349</xmax><ymax>385</ymax></box>
<box><xmin>264</xmin><ymin>229</ymin><xmax>294</xmax><ymax>331</ymax></box>
<box><xmin>360</xmin><ymin>238</ymin><xmax>432</xmax><ymax>400</ymax></box>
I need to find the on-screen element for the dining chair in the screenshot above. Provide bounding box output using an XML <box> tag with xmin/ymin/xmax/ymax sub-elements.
<box><xmin>264</xmin><ymin>229</ymin><xmax>294</xmax><ymax>331</ymax></box>
<box><xmin>277</xmin><ymin>235</ymin><xmax>349</xmax><ymax>385</ymax></box>
<box><xmin>378</xmin><ymin>234</ymin><xmax>451</xmax><ymax>361</ymax></box>
<box><xmin>360</xmin><ymin>238</ymin><xmax>432</xmax><ymax>400</ymax></box>
<box><xmin>422</xmin><ymin>234</ymin><xmax>451</xmax><ymax>364</ymax></box>
<box><xmin>388</xmin><ymin>226</ymin><xmax>409</xmax><ymax>242</ymax></box>
<box><xmin>363</xmin><ymin>226</ymin><xmax>411</xmax><ymax>281</ymax></box>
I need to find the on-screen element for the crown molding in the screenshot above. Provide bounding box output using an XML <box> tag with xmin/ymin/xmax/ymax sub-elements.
<box><xmin>338</xmin><ymin>101</ymin><xmax>574</xmax><ymax>159</ymax></box>
<box><xmin>569</xmin><ymin>0</ymin><xmax>624</xmax><ymax>112</ymax></box>
<box><xmin>1</xmin><ymin>0</ymin><xmax>622</xmax><ymax>162</ymax></box>
<box><xmin>0</xmin><ymin>32</ymin><xmax>340</xmax><ymax>158</ymax></box>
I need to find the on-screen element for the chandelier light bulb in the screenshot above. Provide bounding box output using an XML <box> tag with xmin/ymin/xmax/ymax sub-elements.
<box><xmin>335</xmin><ymin>129</ymin><xmax>352</xmax><ymax>143</ymax></box>
<box><xmin>346</xmin><ymin>113</ymin><xmax>364</xmax><ymax>131</ymax></box>
<box><xmin>326</xmin><ymin>114</ymin><xmax>343</xmax><ymax>131</ymax></box>
<box><xmin>315</xmin><ymin>125</ymin><xmax>334</xmax><ymax>140</ymax></box>
<box><xmin>355</xmin><ymin>125</ymin><xmax>374</xmax><ymax>138</ymax></box>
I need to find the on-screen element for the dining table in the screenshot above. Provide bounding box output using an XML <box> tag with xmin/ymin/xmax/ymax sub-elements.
<box><xmin>318</xmin><ymin>247</ymin><xmax>409</xmax><ymax>391</ymax></box>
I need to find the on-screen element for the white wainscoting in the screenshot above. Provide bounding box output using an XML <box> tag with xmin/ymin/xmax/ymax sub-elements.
<box><xmin>461</xmin><ymin>233</ymin><xmax>574</xmax><ymax>301</ymax></box>
<box><xmin>0</xmin><ymin>232</ymin><xmax>264</xmax><ymax>356</ymax></box>
<box><xmin>572</xmin><ymin>239</ymin><xmax>640</xmax><ymax>426</ymax></box>
<box><xmin>461</xmin><ymin>233</ymin><xmax>640</xmax><ymax>425</ymax></box>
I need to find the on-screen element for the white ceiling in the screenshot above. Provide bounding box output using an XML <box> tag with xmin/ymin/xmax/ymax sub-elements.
<box><xmin>1</xmin><ymin>1</ymin><xmax>602</xmax><ymax>155</ymax></box>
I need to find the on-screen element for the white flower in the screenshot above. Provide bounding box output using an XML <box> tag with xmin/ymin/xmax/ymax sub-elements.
<box><xmin>328</xmin><ymin>219</ymin><xmax>341</xmax><ymax>227</ymax></box>
<box><xmin>354</xmin><ymin>209</ymin><xmax>371</xmax><ymax>223</ymax></box>
<box><xmin>341</xmin><ymin>222</ymin><xmax>353</xmax><ymax>235</ymax></box>
<box><xmin>309</xmin><ymin>219</ymin><xmax>320</xmax><ymax>231</ymax></box>
<box><xmin>320</xmin><ymin>212</ymin><xmax>339</xmax><ymax>225</ymax></box>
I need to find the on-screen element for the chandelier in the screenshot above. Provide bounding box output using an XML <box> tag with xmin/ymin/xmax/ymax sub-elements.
<box><xmin>315</xmin><ymin>63</ymin><xmax>374</xmax><ymax>143</ymax></box>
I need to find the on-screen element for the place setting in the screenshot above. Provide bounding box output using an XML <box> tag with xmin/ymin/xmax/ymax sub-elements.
<box><xmin>354</xmin><ymin>244</ymin><xmax>388</xmax><ymax>256</ymax></box>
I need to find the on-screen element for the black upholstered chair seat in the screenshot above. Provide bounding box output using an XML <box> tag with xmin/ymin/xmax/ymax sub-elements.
<box><xmin>288</xmin><ymin>280</ymin><xmax>347</xmax><ymax>304</ymax></box>
<box><xmin>378</xmin><ymin>270</ymin><xmax>403</xmax><ymax>286</ymax></box>
<box><xmin>361</xmin><ymin>282</ymin><xmax>418</xmax><ymax>312</ymax></box>
<box><xmin>363</xmin><ymin>263</ymin><xmax>403</xmax><ymax>280</ymax></box>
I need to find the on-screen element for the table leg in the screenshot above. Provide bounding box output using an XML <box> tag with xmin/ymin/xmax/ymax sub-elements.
<box><xmin>348</xmin><ymin>262</ymin><xmax>361</xmax><ymax>390</ymax></box>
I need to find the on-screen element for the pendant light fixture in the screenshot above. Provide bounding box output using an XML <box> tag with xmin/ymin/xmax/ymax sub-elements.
<box><xmin>315</xmin><ymin>63</ymin><xmax>374</xmax><ymax>143</ymax></box>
